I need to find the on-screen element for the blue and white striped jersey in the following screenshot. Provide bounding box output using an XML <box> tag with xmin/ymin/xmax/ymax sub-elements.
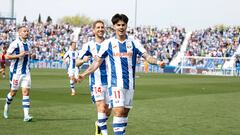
<box><xmin>64</xmin><ymin>49</ymin><xmax>79</xmax><ymax>70</ymax></box>
<box><xmin>79</xmin><ymin>40</ymin><xmax>108</xmax><ymax>86</ymax></box>
<box><xmin>7</xmin><ymin>38</ymin><xmax>31</xmax><ymax>75</ymax></box>
<box><xmin>98</xmin><ymin>35</ymin><xmax>146</xmax><ymax>90</ymax></box>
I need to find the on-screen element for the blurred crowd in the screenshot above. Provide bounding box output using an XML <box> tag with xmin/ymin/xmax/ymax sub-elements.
<box><xmin>1</xmin><ymin>20</ymin><xmax>240</xmax><ymax>64</ymax></box>
<box><xmin>1</xmin><ymin>20</ymin><xmax>75</xmax><ymax>61</ymax></box>
<box><xmin>186</xmin><ymin>26</ymin><xmax>240</xmax><ymax>57</ymax></box>
<box><xmin>132</xmin><ymin>26</ymin><xmax>186</xmax><ymax>62</ymax></box>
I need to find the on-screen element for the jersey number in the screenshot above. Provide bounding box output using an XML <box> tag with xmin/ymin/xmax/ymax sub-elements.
<box><xmin>94</xmin><ymin>86</ymin><xmax>102</xmax><ymax>94</ymax></box>
<box><xmin>113</xmin><ymin>90</ymin><xmax>121</xmax><ymax>99</ymax></box>
<box><xmin>13</xmin><ymin>79</ymin><xmax>18</xmax><ymax>85</ymax></box>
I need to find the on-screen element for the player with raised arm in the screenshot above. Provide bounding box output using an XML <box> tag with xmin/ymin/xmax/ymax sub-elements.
<box><xmin>78</xmin><ymin>14</ymin><xmax>165</xmax><ymax>135</ymax></box>
<box><xmin>3</xmin><ymin>26</ymin><xmax>33</xmax><ymax>122</ymax></box>
<box><xmin>77</xmin><ymin>20</ymin><xmax>111</xmax><ymax>135</ymax></box>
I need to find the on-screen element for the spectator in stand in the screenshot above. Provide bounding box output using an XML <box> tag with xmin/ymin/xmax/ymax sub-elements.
<box><xmin>187</xmin><ymin>26</ymin><xmax>240</xmax><ymax>58</ymax></box>
<box><xmin>1</xmin><ymin>19</ymin><xmax>187</xmax><ymax>64</ymax></box>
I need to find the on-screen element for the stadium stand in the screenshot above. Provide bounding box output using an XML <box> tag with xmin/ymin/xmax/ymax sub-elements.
<box><xmin>1</xmin><ymin>19</ymin><xmax>240</xmax><ymax>75</ymax></box>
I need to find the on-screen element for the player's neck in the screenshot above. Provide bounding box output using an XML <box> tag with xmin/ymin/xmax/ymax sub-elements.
<box><xmin>95</xmin><ymin>37</ymin><xmax>104</xmax><ymax>44</ymax></box>
<box><xmin>116</xmin><ymin>35</ymin><xmax>126</xmax><ymax>42</ymax></box>
<box><xmin>19</xmin><ymin>37</ymin><xmax>27</xmax><ymax>43</ymax></box>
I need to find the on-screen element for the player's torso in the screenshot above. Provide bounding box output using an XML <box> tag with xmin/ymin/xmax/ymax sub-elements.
<box><xmin>108</xmin><ymin>38</ymin><xmax>135</xmax><ymax>72</ymax></box>
<box><xmin>88</xmin><ymin>41</ymin><xmax>108</xmax><ymax>86</ymax></box>
<box><xmin>88</xmin><ymin>42</ymin><xmax>99</xmax><ymax>63</ymax></box>
<box><xmin>9</xmin><ymin>40</ymin><xmax>31</xmax><ymax>74</ymax></box>
<box><xmin>67</xmin><ymin>50</ymin><xmax>79</xmax><ymax>69</ymax></box>
<box><xmin>106</xmin><ymin>38</ymin><xmax>136</xmax><ymax>89</ymax></box>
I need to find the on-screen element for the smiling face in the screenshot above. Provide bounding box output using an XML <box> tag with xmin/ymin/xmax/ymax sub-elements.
<box><xmin>111</xmin><ymin>14</ymin><xmax>129</xmax><ymax>41</ymax></box>
<box><xmin>114</xmin><ymin>20</ymin><xmax>127</xmax><ymax>40</ymax></box>
<box><xmin>93</xmin><ymin>22</ymin><xmax>105</xmax><ymax>39</ymax></box>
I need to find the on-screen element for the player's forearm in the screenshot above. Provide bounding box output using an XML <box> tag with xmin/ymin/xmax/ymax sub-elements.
<box><xmin>76</xmin><ymin>56</ymin><xmax>90</xmax><ymax>67</ymax></box>
<box><xmin>82</xmin><ymin>59</ymin><xmax>102</xmax><ymax>77</ymax></box>
<box><xmin>144</xmin><ymin>53</ymin><xmax>158</xmax><ymax>65</ymax></box>
<box><xmin>5</xmin><ymin>54</ymin><xmax>22</xmax><ymax>60</ymax></box>
<box><xmin>82</xmin><ymin>64</ymin><xmax>96</xmax><ymax>77</ymax></box>
<box><xmin>76</xmin><ymin>59</ymin><xmax>84</xmax><ymax>67</ymax></box>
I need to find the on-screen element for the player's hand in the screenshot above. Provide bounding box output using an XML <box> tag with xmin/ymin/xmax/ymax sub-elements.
<box><xmin>19</xmin><ymin>51</ymin><xmax>29</xmax><ymax>58</ymax></box>
<box><xmin>77</xmin><ymin>74</ymin><xmax>85</xmax><ymax>83</ymax></box>
<box><xmin>157</xmin><ymin>61</ymin><xmax>165</xmax><ymax>68</ymax></box>
<box><xmin>83</xmin><ymin>56</ymin><xmax>90</xmax><ymax>63</ymax></box>
<box><xmin>76</xmin><ymin>56</ymin><xmax>90</xmax><ymax>67</ymax></box>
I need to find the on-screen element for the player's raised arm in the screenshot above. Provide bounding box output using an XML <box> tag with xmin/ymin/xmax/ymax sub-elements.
<box><xmin>78</xmin><ymin>56</ymin><xmax>103</xmax><ymax>82</ymax></box>
<box><xmin>142</xmin><ymin>52</ymin><xmax>165</xmax><ymax>68</ymax></box>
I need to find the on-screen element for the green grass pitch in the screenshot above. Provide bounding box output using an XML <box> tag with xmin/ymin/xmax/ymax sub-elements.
<box><xmin>0</xmin><ymin>69</ymin><xmax>240</xmax><ymax>135</ymax></box>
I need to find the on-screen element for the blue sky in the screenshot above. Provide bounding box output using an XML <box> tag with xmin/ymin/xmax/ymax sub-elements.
<box><xmin>0</xmin><ymin>0</ymin><xmax>239</xmax><ymax>30</ymax></box>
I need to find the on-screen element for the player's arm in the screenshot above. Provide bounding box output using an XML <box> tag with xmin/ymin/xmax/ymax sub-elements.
<box><xmin>132</xmin><ymin>38</ymin><xmax>165</xmax><ymax>67</ymax></box>
<box><xmin>5</xmin><ymin>51</ymin><xmax>28</xmax><ymax>60</ymax></box>
<box><xmin>76</xmin><ymin>43</ymin><xmax>91</xmax><ymax>67</ymax></box>
<box><xmin>63</xmin><ymin>51</ymin><xmax>69</xmax><ymax>64</ymax></box>
<box><xmin>6</xmin><ymin>42</ymin><xmax>29</xmax><ymax>60</ymax></box>
<box><xmin>63</xmin><ymin>57</ymin><xmax>68</xmax><ymax>64</ymax></box>
<box><xmin>78</xmin><ymin>56</ymin><xmax>103</xmax><ymax>82</ymax></box>
<box><xmin>142</xmin><ymin>52</ymin><xmax>165</xmax><ymax>67</ymax></box>
<box><xmin>76</xmin><ymin>56</ymin><xmax>90</xmax><ymax>67</ymax></box>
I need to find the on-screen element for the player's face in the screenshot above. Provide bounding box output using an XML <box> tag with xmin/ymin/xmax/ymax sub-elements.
<box><xmin>71</xmin><ymin>42</ymin><xmax>76</xmax><ymax>50</ymax></box>
<box><xmin>19</xmin><ymin>27</ymin><xmax>29</xmax><ymax>40</ymax></box>
<box><xmin>93</xmin><ymin>22</ymin><xmax>105</xmax><ymax>38</ymax></box>
<box><xmin>114</xmin><ymin>20</ymin><xmax>127</xmax><ymax>38</ymax></box>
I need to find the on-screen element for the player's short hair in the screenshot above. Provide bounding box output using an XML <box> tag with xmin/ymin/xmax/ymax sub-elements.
<box><xmin>17</xmin><ymin>25</ymin><xmax>27</xmax><ymax>31</ymax></box>
<box><xmin>111</xmin><ymin>13</ymin><xmax>129</xmax><ymax>25</ymax></box>
<box><xmin>92</xmin><ymin>20</ymin><xmax>104</xmax><ymax>29</ymax></box>
<box><xmin>70</xmin><ymin>41</ymin><xmax>76</xmax><ymax>45</ymax></box>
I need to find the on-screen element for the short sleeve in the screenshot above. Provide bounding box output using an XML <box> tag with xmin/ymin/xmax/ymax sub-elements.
<box><xmin>78</xmin><ymin>42</ymin><xmax>91</xmax><ymax>59</ymax></box>
<box><xmin>97</xmin><ymin>40</ymin><xmax>109</xmax><ymax>58</ymax></box>
<box><xmin>63</xmin><ymin>51</ymin><xmax>69</xmax><ymax>59</ymax></box>
<box><xmin>133</xmin><ymin>39</ymin><xmax>146</xmax><ymax>56</ymax></box>
<box><xmin>7</xmin><ymin>42</ymin><xmax>17</xmax><ymax>55</ymax></box>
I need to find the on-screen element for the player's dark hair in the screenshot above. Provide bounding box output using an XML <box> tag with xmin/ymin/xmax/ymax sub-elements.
<box><xmin>111</xmin><ymin>13</ymin><xmax>128</xmax><ymax>25</ymax></box>
<box><xmin>93</xmin><ymin>20</ymin><xmax>104</xmax><ymax>29</ymax></box>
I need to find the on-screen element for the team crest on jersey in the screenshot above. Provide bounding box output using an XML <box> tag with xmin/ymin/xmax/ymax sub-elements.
<box><xmin>127</xmin><ymin>45</ymin><xmax>132</xmax><ymax>49</ymax></box>
<box><xmin>126</xmin><ymin>42</ymin><xmax>132</xmax><ymax>49</ymax></box>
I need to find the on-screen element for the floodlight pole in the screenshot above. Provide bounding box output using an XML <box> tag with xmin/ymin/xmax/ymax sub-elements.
<box><xmin>134</xmin><ymin>0</ymin><xmax>137</xmax><ymax>28</ymax></box>
<box><xmin>11</xmin><ymin>0</ymin><xmax>14</xmax><ymax>18</ymax></box>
